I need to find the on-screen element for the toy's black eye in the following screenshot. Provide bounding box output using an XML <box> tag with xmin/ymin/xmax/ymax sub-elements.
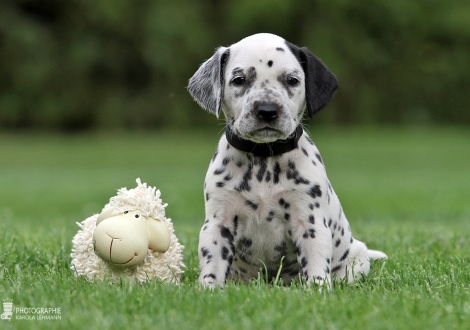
<box><xmin>124</xmin><ymin>211</ymin><xmax>128</xmax><ymax>214</ymax></box>
<box><xmin>134</xmin><ymin>213</ymin><xmax>140</xmax><ymax>218</ymax></box>
<box><xmin>232</xmin><ymin>77</ymin><xmax>246</xmax><ymax>86</ymax></box>
<box><xmin>286</xmin><ymin>77</ymin><xmax>299</xmax><ymax>86</ymax></box>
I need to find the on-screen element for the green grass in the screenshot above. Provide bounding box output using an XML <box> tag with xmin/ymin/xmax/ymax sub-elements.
<box><xmin>1</xmin><ymin>126</ymin><xmax>469</xmax><ymax>329</ymax></box>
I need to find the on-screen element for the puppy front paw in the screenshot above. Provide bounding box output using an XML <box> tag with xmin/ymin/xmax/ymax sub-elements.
<box><xmin>200</xmin><ymin>273</ymin><xmax>224</xmax><ymax>290</ymax></box>
<box><xmin>312</xmin><ymin>275</ymin><xmax>331</xmax><ymax>291</ymax></box>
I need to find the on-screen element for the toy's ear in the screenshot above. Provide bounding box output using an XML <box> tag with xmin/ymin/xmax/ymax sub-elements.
<box><xmin>96</xmin><ymin>206</ymin><xmax>115</xmax><ymax>226</ymax></box>
<box><xmin>187</xmin><ymin>47</ymin><xmax>230</xmax><ymax>118</ymax></box>
<box><xmin>147</xmin><ymin>219</ymin><xmax>171</xmax><ymax>253</ymax></box>
<box><xmin>286</xmin><ymin>41</ymin><xmax>339</xmax><ymax>118</ymax></box>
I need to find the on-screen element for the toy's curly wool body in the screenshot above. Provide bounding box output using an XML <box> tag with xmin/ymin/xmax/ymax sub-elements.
<box><xmin>71</xmin><ymin>179</ymin><xmax>185</xmax><ymax>284</ymax></box>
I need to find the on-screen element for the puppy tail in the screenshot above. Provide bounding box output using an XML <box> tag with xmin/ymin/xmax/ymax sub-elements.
<box><xmin>368</xmin><ymin>249</ymin><xmax>388</xmax><ymax>260</ymax></box>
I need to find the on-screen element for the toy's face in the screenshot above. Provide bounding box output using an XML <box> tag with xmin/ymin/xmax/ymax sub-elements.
<box><xmin>93</xmin><ymin>208</ymin><xmax>171</xmax><ymax>267</ymax></box>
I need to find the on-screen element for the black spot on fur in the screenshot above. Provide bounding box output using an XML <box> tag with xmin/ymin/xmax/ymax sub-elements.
<box><xmin>216</xmin><ymin>181</ymin><xmax>225</xmax><ymax>187</ymax></box>
<box><xmin>335</xmin><ymin>239</ymin><xmax>341</xmax><ymax>247</ymax></box>
<box><xmin>274</xmin><ymin>241</ymin><xmax>287</xmax><ymax>253</ymax></box>
<box><xmin>266</xmin><ymin>210</ymin><xmax>275</xmax><ymax>222</ymax></box>
<box><xmin>301</xmin><ymin>148</ymin><xmax>308</xmax><ymax>156</ymax></box>
<box><xmin>276</xmin><ymin>47</ymin><xmax>285</xmax><ymax>52</ymax></box>
<box><xmin>303</xmin><ymin>229</ymin><xmax>315</xmax><ymax>238</ymax></box>
<box><xmin>214</xmin><ymin>167</ymin><xmax>225</xmax><ymax>175</ymax></box>
<box><xmin>339</xmin><ymin>249</ymin><xmax>350</xmax><ymax>261</ymax></box>
<box><xmin>224</xmin><ymin>174</ymin><xmax>233</xmax><ymax>181</ymax></box>
<box><xmin>273</xmin><ymin>162</ymin><xmax>281</xmax><ymax>184</ymax></box>
<box><xmin>245</xmin><ymin>200</ymin><xmax>258</xmax><ymax>210</ymax></box>
<box><xmin>212</xmin><ymin>148</ymin><xmax>219</xmax><ymax>162</ymax></box>
<box><xmin>220</xmin><ymin>226</ymin><xmax>234</xmax><ymax>243</ymax></box>
<box><xmin>268</xmin><ymin>60</ymin><xmax>273</xmax><ymax>67</ymax></box>
<box><xmin>308</xmin><ymin>185</ymin><xmax>322</xmax><ymax>198</ymax></box>
<box><xmin>331</xmin><ymin>265</ymin><xmax>341</xmax><ymax>273</ymax></box>
<box><xmin>300</xmin><ymin>257</ymin><xmax>308</xmax><ymax>268</ymax></box>
<box><xmin>256</xmin><ymin>158</ymin><xmax>267</xmax><ymax>182</ymax></box>
<box><xmin>205</xmin><ymin>193</ymin><xmax>210</xmax><ymax>201</ymax></box>
<box><xmin>246</xmin><ymin>67</ymin><xmax>257</xmax><ymax>85</ymax></box>
<box><xmin>233</xmin><ymin>215</ymin><xmax>239</xmax><ymax>236</ymax></box>
<box><xmin>315</xmin><ymin>153</ymin><xmax>323</xmax><ymax>164</ymax></box>
<box><xmin>305</xmin><ymin>135</ymin><xmax>314</xmax><ymax>145</ymax></box>
<box><xmin>294</xmin><ymin>245</ymin><xmax>301</xmax><ymax>255</ymax></box>
<box><xmin>239</xmin><ymin>237</ymin><xmax>252</xmax><ymax>247</ymax></box>
<box><xmin>201</xmin><ymin>247</ymin><xmax>210</xmax><ymax>258</ymax></box>
<box><xmin>284</xmin><ymin>213</ymin><xmax>290</xmax><ymax>221</ymax></box>
<box><xmin>203</xmin><ymin>273</ymin><xmax>216</xmax><ymax>279</ymax></box>
<box><xmin>279</xmin><ymin>198</ymin><xmax>290</xmax><ymax>209</ymax></box>
<box><xmin>308</xmin><ymin>215</ymin><xmax>315</xmax><ymax>224</ymax></box>
<box><xmin>286</xmin><ymin>160</ymin><xmax>310</xmax><ymax>185</ymax></box>
<box><xmin>221</xmin><ymin>246</ymin><xmax>230</xmax><ymax>260</ymax></box>
<box><xmin>265</xmin><ymin>170</ymin><xmax>271</xmax><ymax>182</ymax></box>
<box><xmin>235</xmin><ymin>162</ymin><xmax>253</xmax><ymax>192</ymax></box>
<box><xmin>225</xmin><ymin>264</ymin><xmax>232</xmax><ymax>278</ymax></box>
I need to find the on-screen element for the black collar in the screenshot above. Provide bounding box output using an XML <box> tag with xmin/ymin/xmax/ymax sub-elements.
<box><xmin>225</xmin><ymin>125</ymin><xmax>303</xmax><ymax>157</ymax></box>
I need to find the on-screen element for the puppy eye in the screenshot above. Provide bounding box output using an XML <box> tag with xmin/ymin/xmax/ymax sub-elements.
<box><xmin>124</xmin><ymin>211</ymin><xmax>129</xmax><ymax>214</ymax></box>
<box><xmin>286</xmin><ymin>77</ymin><xmax>299</xmax><ymax>86</ymax></box>
<box><xmin>232</xmin><ymin>77</ymin><xmax>246</xmax><ymax>86</ymax></box>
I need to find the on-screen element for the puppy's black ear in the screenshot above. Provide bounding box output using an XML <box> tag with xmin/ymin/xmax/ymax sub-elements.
<box><xmin>187</xmin><ymin>47</ymin><xmax>230</xmax><ymax>118</ymax></box>
<box><xmin>286</xmin><ymin>42</ymin><xmax>339</xmax><ymax>118</ymax></box>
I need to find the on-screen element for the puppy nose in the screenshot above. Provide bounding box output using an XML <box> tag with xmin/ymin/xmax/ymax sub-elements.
<box><xmin>256</xmin><ymin>103</ymin><xmax>279</xmax><ymax>122</ymax></box>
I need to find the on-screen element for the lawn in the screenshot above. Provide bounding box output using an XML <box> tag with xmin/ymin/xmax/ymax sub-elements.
<box><xmin>1</xmin><ymin>126</ymin><xmax>469</xmax><ymax>329</ymax></box>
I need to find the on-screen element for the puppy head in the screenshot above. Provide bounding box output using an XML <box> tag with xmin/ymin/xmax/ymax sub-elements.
<box><xmin>188</xmin><ymin>33</ymin><xmax>338</xmax><ymax>143</ymax></box>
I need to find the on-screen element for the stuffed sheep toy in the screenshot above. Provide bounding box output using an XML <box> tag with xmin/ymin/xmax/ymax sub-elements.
<box><xmin>71</xmin><ymin>179</ymin><xmax>185</xmax><ymax>284</ymax></box>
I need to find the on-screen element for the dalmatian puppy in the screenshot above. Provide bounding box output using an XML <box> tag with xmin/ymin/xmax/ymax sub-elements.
<box><xmin>188</xmin><ymin>33</ymin><xmax>386</xmax><ymax>289</ymax></box>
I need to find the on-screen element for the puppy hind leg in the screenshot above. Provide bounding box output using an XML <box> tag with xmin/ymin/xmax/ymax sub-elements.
<box><xmin>343</xmin><ymin>240</ymin><xmax>371</xmax><ymax>283</ymax></box>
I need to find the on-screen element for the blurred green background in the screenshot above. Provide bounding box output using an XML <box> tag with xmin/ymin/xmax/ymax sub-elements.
<box><xmin>1</xmin><ymin>4</ymin><xmax>470</xmax><ymax>327</ymax></box>
<box><xmin>1</xmin><ymin>0</ymin><xmax>469</xmax><ymax>130</ymax></box>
